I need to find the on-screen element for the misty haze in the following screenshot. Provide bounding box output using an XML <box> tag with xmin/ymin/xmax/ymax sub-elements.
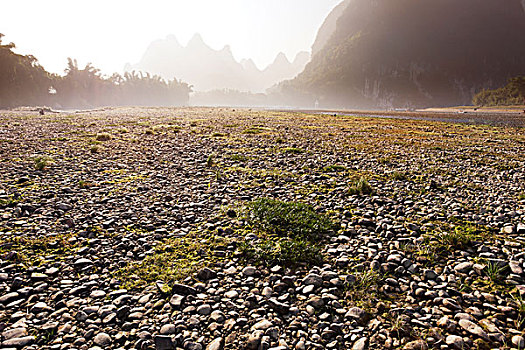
<box><xmin>1</xmin><ymin>1</ymin><xmax>525</xmax><ymax>350</ymax></box>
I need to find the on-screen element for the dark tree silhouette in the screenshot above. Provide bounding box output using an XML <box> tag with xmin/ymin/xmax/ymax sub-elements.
<box><xmin>0</xmin><ymin>34</ymin><xmax>192</xmax><ymax>109</ymax></box>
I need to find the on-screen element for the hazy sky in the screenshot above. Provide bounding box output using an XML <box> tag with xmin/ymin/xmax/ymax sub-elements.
<box><xmin>1</xmin><ymin>0</ymin><xmax>342</xmax><ymax>75</ymax></box>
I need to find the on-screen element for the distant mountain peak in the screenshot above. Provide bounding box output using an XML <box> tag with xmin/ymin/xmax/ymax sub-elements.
<box><xmin>273</xmin><ymin>52</ymin><xmax>290</xmax><ymax>65</ymax></box>
<box><xmin>165</xmin><ymin>34</ymin><xmax>181</xmax><ymax>47</ymax></box>
<box><xmin>187</xmin><ymin>33</ymin><xmax>206</xmax><ymax>48</ymax></box>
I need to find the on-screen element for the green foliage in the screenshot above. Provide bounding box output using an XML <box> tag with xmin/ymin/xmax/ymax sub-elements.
<box><xmin>206</xmin><ymin>153</ymin><xmax>215</xmax><ymax>167</ymax></box>
<box><xmin>239</xmin><ymin>198</ymin><xmax>338</xmax><ymax>267</ymax></box>
<box><xmin>519</xmin><ymin>193</ymin><xmax>525</xmax><ymax>201</ymax></box>
<box><xmin>95</xmin><ymin>132</ymin><xmax>112</xmax><ymax>141</ymax></box>
<box><xmin>322</xmin><ymin>164</ymin><xmax>347</xmax><ymax>172</ymax></box>
<box><xmin>246</xmin><ymin>198</ymin><xmax>337</xmax><ymax>241</ymax></box>
<box><xmin>390</xmin><ymin>171</ymin><xmax>408</xmax><ymax>181</ymax></box>
<box><xmin>282</xmin><ymin>147</ymin><xmax>305</xmax><ymax>154</ymax></box>
<box><xmin>348</xmin><ymin>177</ymin><xmax>374</xmax><ymax>195</ymax></box>
<box><xmin>345</xmin><ymin>269</ymin><xmax>384</xmax><ymax>306</ymax></box>
<box><xmin>473</xmin><ymin>77</ymin><xmax>525</xmax><ymax>106</ymax></box>
<box><xmin>115</xmin><ymin>231</ymin><xmax>228</xmax><ymax>290</ymax></box>
<box><xmin>33</xmin><ymin>156</ymin><xmax>53</xmax><ymax>170</ymax></box>
<box><xmin>239</xmin><ymin>237</ymin><xmax>322</xmax><ymax>267</ymax></box>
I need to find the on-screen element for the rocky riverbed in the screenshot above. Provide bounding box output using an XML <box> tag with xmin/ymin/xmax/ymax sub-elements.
<box><xmin>0</xmin><ymin>107</ymin><xmax>524</xmax><ymax>350</ymax></box>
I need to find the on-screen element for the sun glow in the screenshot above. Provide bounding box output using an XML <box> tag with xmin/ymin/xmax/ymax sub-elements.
<box><xmin>1</xmin><ymin>0</ymin><xmax>342</xmax><ymax>75</ymax></box>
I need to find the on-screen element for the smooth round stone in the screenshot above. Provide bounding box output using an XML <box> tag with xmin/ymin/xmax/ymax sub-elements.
<box><xmin>160</xmin><ymin>324</ymin><xmax>176</xmax><ymax>335</ymax></box>
<box><xmin>90</xmin><ymin>290</ymin><xmax>107</xmax><ymax>298</ymax></box>
<box><xmin>93</xmin><ymin>332</ymin><xmax>112</xmax><ymax>347</ymax></box>
<box><xmin>242</xmin><ymin>266</ymin><xmax>257</xmax><ymax>276</ymax></box>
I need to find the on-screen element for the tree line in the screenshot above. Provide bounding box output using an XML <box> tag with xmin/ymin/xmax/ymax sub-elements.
<box><xmin>0</xmin><ymin>33</ymin><xmax>192</xmax><ymax>109</ymax></box>
<box><xmin>472</xmin><ymin>77</ymin><xmax>525</xmax><ymax>107</ymax></box>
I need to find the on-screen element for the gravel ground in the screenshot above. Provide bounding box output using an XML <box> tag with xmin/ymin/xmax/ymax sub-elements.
<box><xmin>0</xmin><ymin>107</ymin><xmax>524</xmax><ymax>350</ymax></box>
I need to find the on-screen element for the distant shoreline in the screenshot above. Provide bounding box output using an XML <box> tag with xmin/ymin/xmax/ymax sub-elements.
<box><xmin>290</xmin><ymin>106</ymin><xmax>525</xmax><ymax>127</ymax></box>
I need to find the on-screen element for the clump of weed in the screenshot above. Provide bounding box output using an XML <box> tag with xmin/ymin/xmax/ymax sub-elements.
<box><xmin>239</xmin><ymin>198</ymin><xmax>338</xmax><ymax>267</ymax></box>
<box><xmin>229</xmin><ymin>154</ymin><xmax>249</xmax><ymax>162</ymax></box>
<box><xmin>519</xmin><ymin>193</ymin><xmax>525</xmax><ymax>201</ymax></box>
<box><xmin>345</xmin><ymin>268</ymin><xmax>384</xmax><ymax>307</ymax></box>
<box><xmin>207</xmin><ymin>153</ymin><xmax>215</xmax><ymax>167</ymax></box>
<box><xmin>390</xmin><ymin>171</ymin><xmax>408</xmax><ymax>181</ymax></box>
<box><xmin>33</xmin><ymin>156</ymin><xmax>53</xmax><ymax>171</ymax></box>
<box><xmin>246</xmin><ymin>198</ymin><xmax>337</xmax><ymax>241</ymax></box>
<box><xmin>114</xmin><ymin>231</ymin><xmax>229</xmax><ymax>290</ymax></box>
<box><xmin>90</xmin><ymin>145</ymin><xmax>101</xmax><ymax>154</ymax></box>
<box><xmin>118</xmin><ymin>128</ymin><xmax>129</xmax><ymax>133</ymax></box>
<box><xmin>428</xmin><ymin>220</ymin><xmax>492</xmax><ymax>254</ymax></box>
<box><xmin>348</xmin><ymin>177</ymin><xmax>374</xmax><ymax>195</ymax></box>
<box><xmin>239</xmin><ymin>237</ymin><xmax>322</xmax><ymax>267</ymax></box>
<box><xmin>323</xmin><ymin>164</ymin><xmax>347</xmax><ymax>172</ymax></box>
<box><xmin>78</xmin><ymin>180</ymin><xmax>94</xmax><ymax>189</ymax></box>
<box><xmin>145</xmin><ymin>129</ymin><xmax>155</xmax><ymax>135</ymax></box>
<box><xmin>211</xmin><ymin>132</ymin><xmax>227</xmax><ymax>137</ymax></box>
<box><xmin>283</xmin><ymin>147</ymin><xmax>304</xmax><ymax>154</ymax></box>
<box><xmin>96</xmin><ymin>132</ymin><xmax>111</xmax><ymax>141</ymax></box>
<box><xmin>243</xmin><ymin>126</ymin><xmax>270</xmax><ymax>134</ymax></box>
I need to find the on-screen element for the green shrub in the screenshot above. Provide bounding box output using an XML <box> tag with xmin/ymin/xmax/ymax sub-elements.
<box><xmin>282</xmin><ymin>147</ymin><xmax>304</xmax><ymax>154</ymax></box>
<box><xmin>96</xmin><ymin>132</ymin><xmax>111</xmax><ymax>141</ymax></box>
<box><xmin>348</xmin><ymin>177</ymin><xmax>374</xmax><ymax>195</ymax></box>
<box><xmin>239</xmin><ymin>198</ymin><xmax>338</xmax><ymax>268</ymax></box>
<box><xmin>246</xmin><ymin>198</ymin><xmax>337</xmax><ymax>241</ymax></box>
<box><xmin>34</xmin><ymin>156</ymin><xmax>53</xmax><ymax>170</ymax></box>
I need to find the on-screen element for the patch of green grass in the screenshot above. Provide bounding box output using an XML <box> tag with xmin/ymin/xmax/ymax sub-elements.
<box><xmin>322</xmin><ymin>164</ymin><xmax>347</xmax><ymax>172</ymax></box>
<box><xmin>243</xmin><ymin>126</ymin><xmax>271</xmax><ymax>134</ymax></box>
<box><xmin>0</xmin><ymin>232</ymin><xmax>79</xmax><ymax>266</ymax></box>
<box><xmin>390</xmin><ymin>171</ymin><xmax>408</xmax><ymax>181</ymax></box>
<box><xmin>90</xmin><ymin>145</ymin><xmax>101</xmax><ymax>154</ymax></box>
<box><xmin>345</xmin><ymin>269</ymin><xmax>385</xmax><ymax>308</ymax></box>
<box><xmin>229</xmin><ymin>154</ymin><xmax>249</xmax><ymax>162</ymax></box>
<box><xmin>238</xmin><ymin>198</ymin><xmax>338</xmax><ymax>268</ymax></box>
<box><xmin>33</xmin><ymin>156</ymin><xmax>53</xmax><ymax>171</ymax></box>
<box><xmin>519</xmin><ymin>193</ymin><xmax>525</xmax><ymax>201</ymax></box>
<box><xmin>348</xmin><ymin>177</ymin><xmax>374</xmax><ymax>195</ymax></box>
<box><xmin>239</xmin><ymin>237</ymin><xmax>322</xmax><ymax>267</ymax></box>
<box><xmin>115</xmin><ymin>231</ymin><xmax>229</xmax><ymax>290</ymax></box>
<box><xmin>95</xmin><ymin>132</ymin><xmax>112</xmax><ymax>141</ymax></box>
<box><xmin>245</xmin><ymin>198</ymin><xmax>338</xmax><ymax>241</ymax></box>
<box><xmin>282</xmin><ymin>147</ymin><xmax>304</xmax><ymax>154</ymax></box>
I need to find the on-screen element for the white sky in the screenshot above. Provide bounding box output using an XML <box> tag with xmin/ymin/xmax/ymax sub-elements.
<box><xmin>1</xmin><ymin>0</ymin><xmax>342</xmax><ymax>75</ymax></box>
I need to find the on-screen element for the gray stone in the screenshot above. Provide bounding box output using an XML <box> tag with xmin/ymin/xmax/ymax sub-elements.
<box><xmin>512</xmin><ymin>335</ymin><xmax>525</xmax><ymax>349</ymax></box>
<box><xmin>1</xmin><ymin>336</ymin><xmax>35</xmax><ymax>348</ymax></box>
<box><xmin>197</xmin><ymin>304</ymin><xmax>212</xmax><ymax>315</ymax></box>
<box><xmin>0</xmin><ymin>292</ymin><xmax>19</xmax><ymax>304</ymax></box>
<box><xmin>197</xmin><ymin>267</ymin><xmax>217</xmax><ymax>281</ymax></box>
<box><xmin>155</xmin><ymin>335</ymin><xmax>175</xmax><ymax>350</ymax></box>
<box><xmin>458</xmin><ymin>319</ymin><xmax>489</xmax><ymax>340</ymax></box>
<box><xmin>445</xmin><ymin>335</ymin><xmax>464</xmax><ymax>349</ymax></box>
<box><xmin>403</xmin><ymin>340</ymin><xmax>428</xmax><ymax>350</ymax></box>
<box><xmin>171</xmin><ymin>283</ymin><xmax>197</xmax><ymax>295</ymax></box>
<box><xmin>1</xmin><ymin>328</ymin><xmax>28</xmax><ymax>340</ymax></box>
<box><xmin>93</xmin><ymin>332</ymin><xmax>112</xmax><ymax>347</ymax></box>
<box><xmin>454</xmin><ymin>262</ymin><xmax>473</xmax><ymax>274</ymax></box>
<box><xmin>206</xmin><ymin>337</ymin><xmax>223</xmax><ymax>350</ymax></box>
<box><xmin>302</xmin><ymin>273</ymin><xmax>323</xmax><ymax>287</ymax></box>
<box><xmin>252</xmin><ymin>319</ymin><xmax>273</xmax><ymax>331</ymax></box>
<box><xmin>345</xmin><ymin>307</ymin><xmax>370</xmax><ymax>325</ymax></box>
<box><xmin>160</xmin><ymin>324</ymin><xmax>176</xmax><ymax>335</ymax></box>
<box><xmin>352</xmin><ymin>337</ymin><xmax>368</xmax><ymax>350</ymax></box>
<box><xmin>242</xmin><ymin>266</ymin><xmax>257</xmax><ymax>276</ymax></box>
